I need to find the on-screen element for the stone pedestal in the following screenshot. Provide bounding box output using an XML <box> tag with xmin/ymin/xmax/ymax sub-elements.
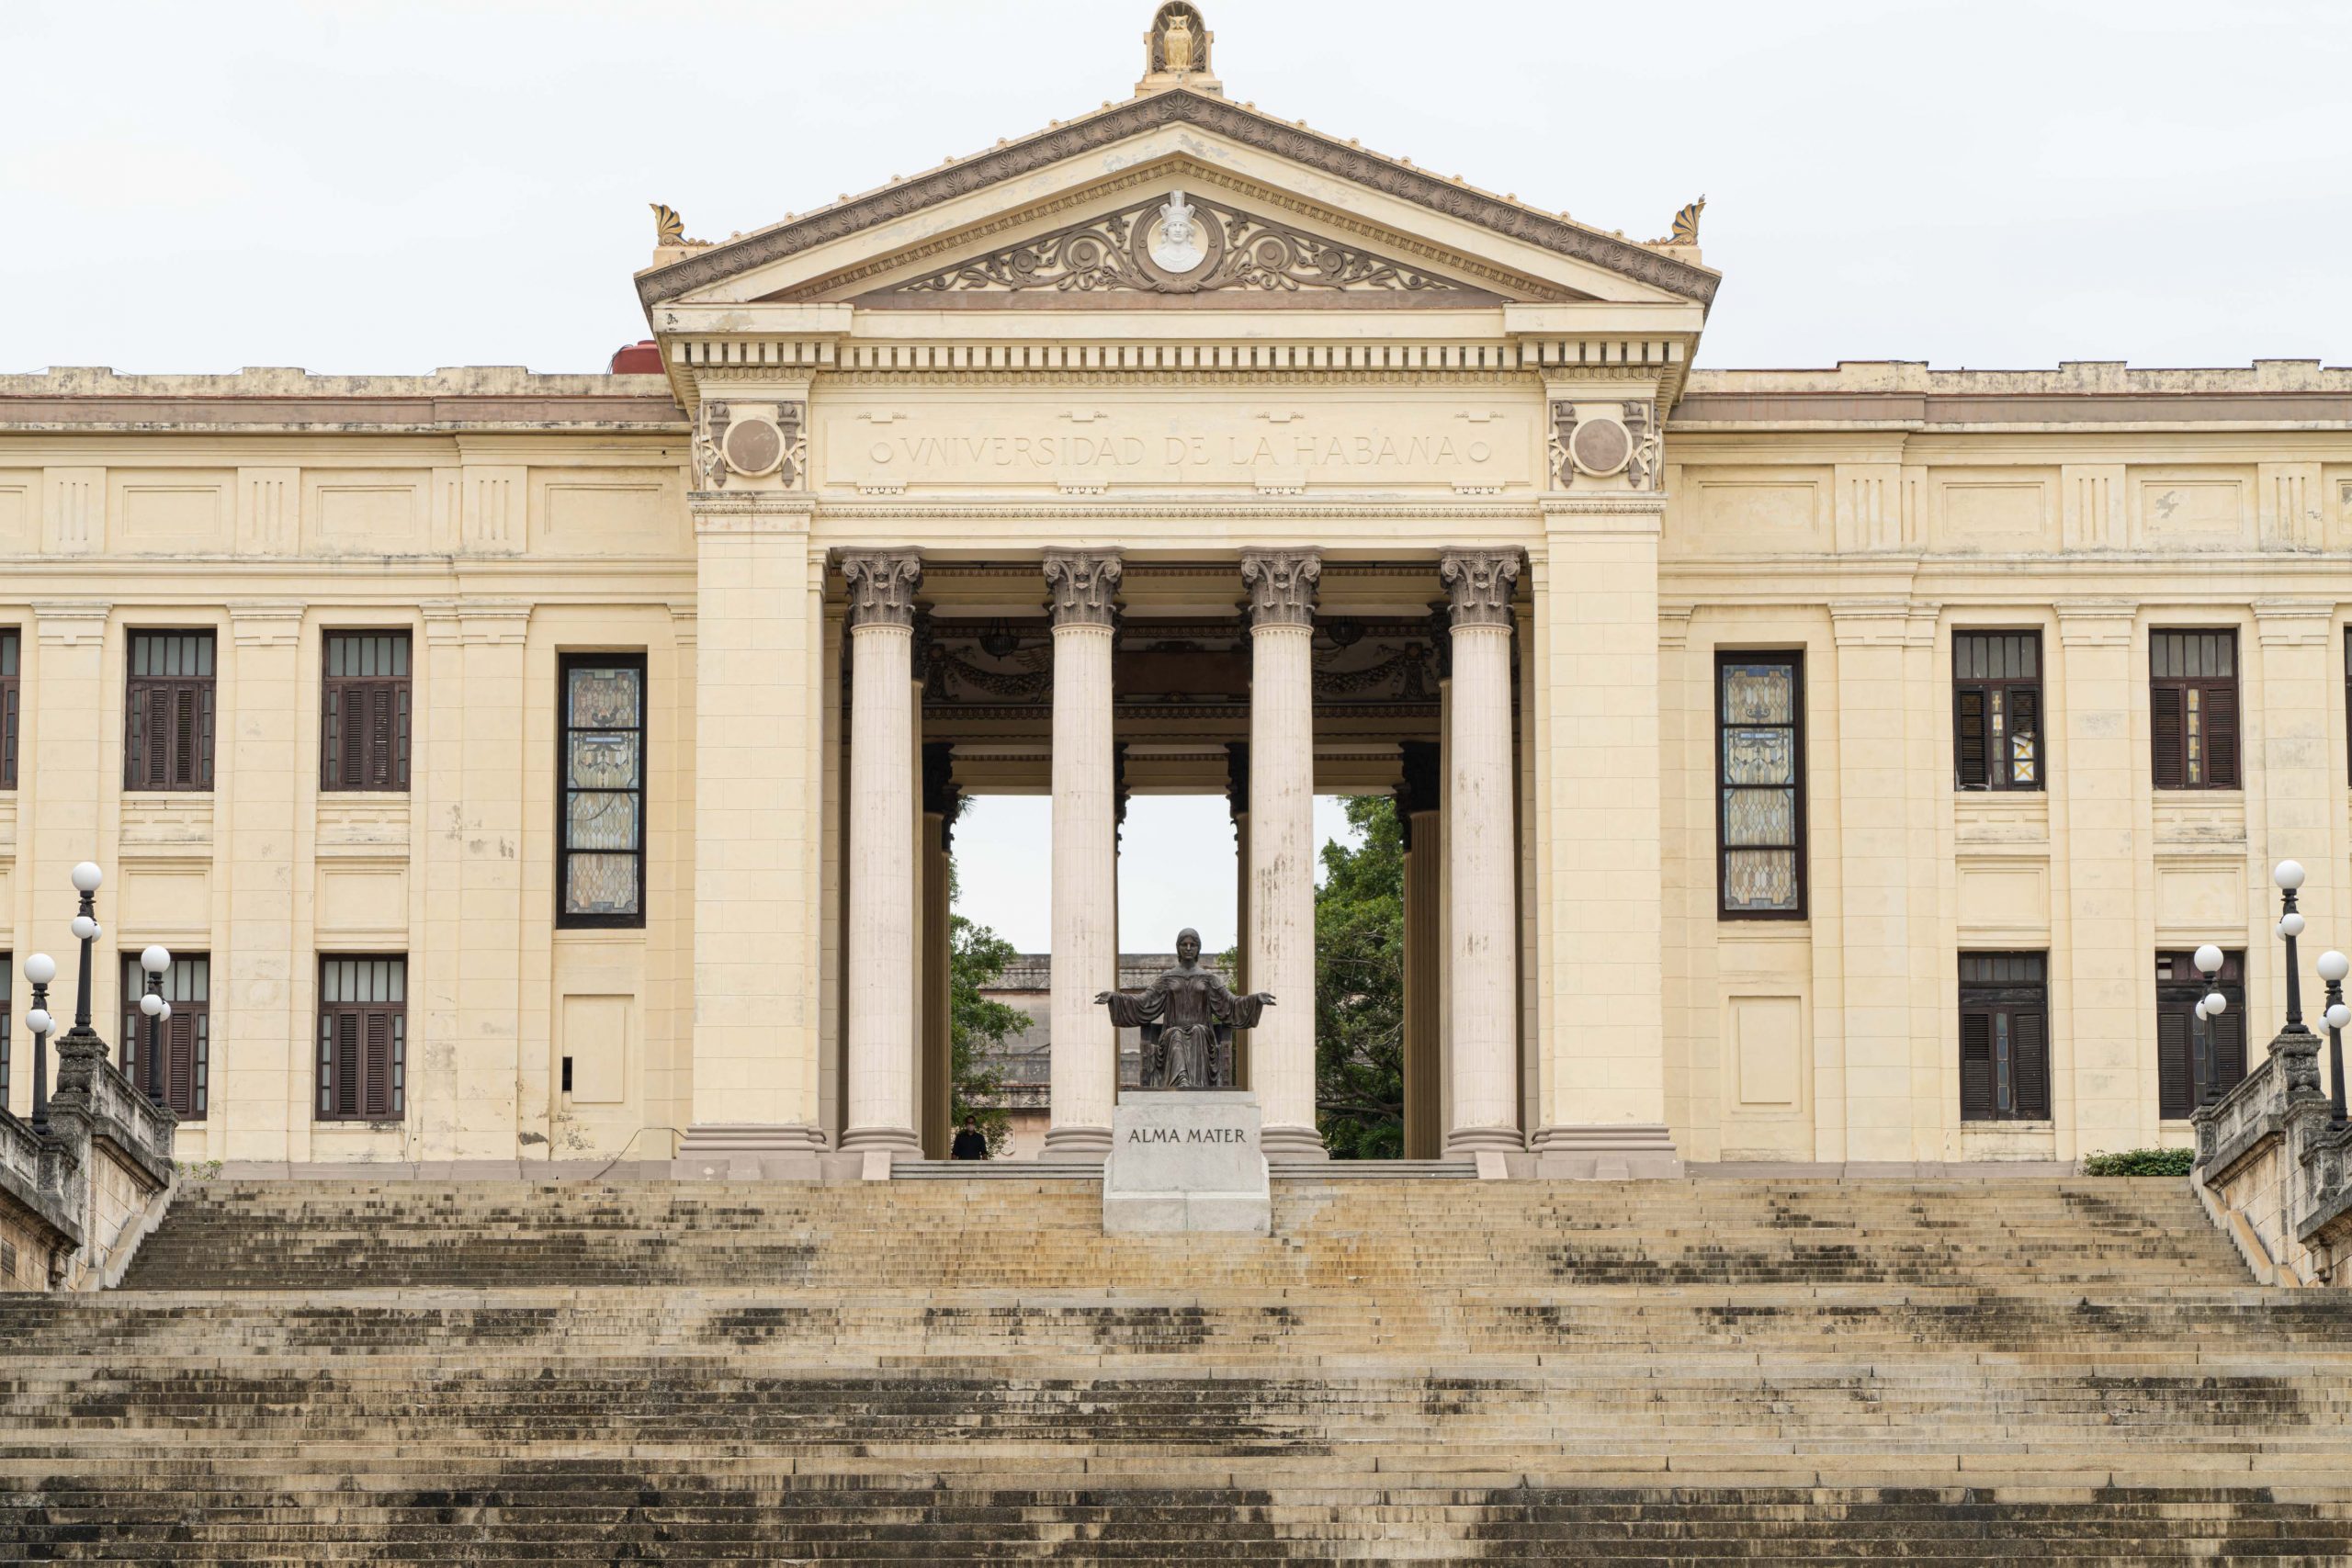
<box><xmin>1102</xmin><ymin>1090</ymin><xmax>1272</xmax><ymax>1235</ymax></box>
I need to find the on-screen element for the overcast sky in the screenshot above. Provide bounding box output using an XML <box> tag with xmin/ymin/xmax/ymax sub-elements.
<box><xmin>5</xmin><ymin>0</ymin><xmax>2346</xmax><ymax>949</ymax></box>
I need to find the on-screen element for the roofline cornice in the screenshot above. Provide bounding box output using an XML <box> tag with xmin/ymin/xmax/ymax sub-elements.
<box><xmin>636</xmin><ymin>90</ymin><xmax>1722</xmax><ymax>312</ymax></box>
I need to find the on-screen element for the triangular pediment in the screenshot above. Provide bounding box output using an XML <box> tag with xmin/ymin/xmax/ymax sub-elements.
<box><xmin>638</xmin><ymin>89</ymin><xmax>1718</xmax><ymax>317</ymax></box>
<box><xmin>833</xmin><ymin>186</ymin><xmax>1511</xmax><ymax>310</ymax></box>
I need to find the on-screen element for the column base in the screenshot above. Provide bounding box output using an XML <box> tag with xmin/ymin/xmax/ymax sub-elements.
<box><xmin>673</xmin><ymin>1123</ymin><xmax>826</xmax><ymax>1180</ymax></box>
<box><xmin>1531</xmin><ymin>1124</ymin><xmax>1684</xmax><ymax>1180</ymax></box>
<box><xmin>1260</xmin><ymin>1124</ymin><xmax>1329</xmax><ymax>1161</ymax></box>
<box><xmin>1444</xmin><ymin>1124</ymin><xmax>1528</xmax><ymax>1156</ymax></box>
<box><xmin>1041</xmin><ymin>1124</ymin><xmax>1112</xmax><ymax>1163</ymax></box>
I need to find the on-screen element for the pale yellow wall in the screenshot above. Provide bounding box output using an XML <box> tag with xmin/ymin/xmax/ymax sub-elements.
<box><xmin>5</xmin><ymin>360</ymin><xmax>2351</xmax><ymax>1168</ymax></box>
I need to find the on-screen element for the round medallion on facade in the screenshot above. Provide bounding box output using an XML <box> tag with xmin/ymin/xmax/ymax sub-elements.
<box><xmin>1135</xmin><ymin>188</ymin><xmax>1226</xmax><ymax>291</ymax></box>
<box><xmin>721</xmin><ymin>415</ymin><xmax>786</xmax><ymax>478</ymax></box>
<box><xmin>1568</xmin><ymin>414</ymin><xmax>1633</xmax><ymax>477</ymax></box>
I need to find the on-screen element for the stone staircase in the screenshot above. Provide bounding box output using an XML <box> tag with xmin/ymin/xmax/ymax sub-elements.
<box><xmin>6</xmin><ymin>1175</ymin><xmax>2349</xmax><ymax>1562</ymax></box>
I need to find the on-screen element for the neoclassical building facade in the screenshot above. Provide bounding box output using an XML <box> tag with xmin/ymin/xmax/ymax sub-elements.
<box><xmin>2</xmin><ymin>8</ymin><xmax>2347</xmax><ymax>1176</ymax></box>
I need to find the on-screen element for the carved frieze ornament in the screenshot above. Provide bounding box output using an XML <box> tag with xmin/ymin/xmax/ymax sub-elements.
<box><xmin>1546</xmin><ymin>400</ymin><xmax>1577</xmax><ymax>490</ymax></box>
<box><xmin>1441</xmin><ymin>550</ymin><xmax>1522</xmax><ymax>629</ymax></box>
<box><xmin>694</xmin><ymin>401</ymin><xmax>731</xmax><ymax>490</ymax></box>
<box><xmin>1043</xmin><ymin>550</ymin><xmax>1124</xmax><ymax>627</ymax></box>
<box><xmin>841</xmin><ymin>551</ymin><xmax>924</xmax><ymax>629</ymax></box>
<box><xmin>884</xmin><ymin>191</ymin><xmax>1468</xmax><ymax>299</ymax></box>
<box><xmin>1624</xmin><ymin>400</ymin><xmax>1663</xmax><ymax>491</ymax></box>
<box><xmin>1240</xmin><ymin>550</ymin><xmax>1321</xmax><ymax>628</ymax></box>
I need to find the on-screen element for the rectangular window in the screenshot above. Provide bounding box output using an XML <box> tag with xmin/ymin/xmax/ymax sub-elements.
<box><xmin>1717</xmin><ymin>652</ymin><xmax>1805</xmax><ymax>919</ymax></box>
<box><xmin>119</xmin><ymin>953</ymin><xmax>209</xmax><ymax>1120</ymax></box>
<box><xmin>2150</xmin><ymin>630</ymin><xmax>2239</xmax><ymax>791</ymax></box>
<box><xmin>2154</xmin><ymin>949</ymin><xmax>2246</xmax><ymax>1118</ymax></box>
<box><xmin>1</xmin><ymin>953</ymin><xmax>9</xmax><ymax>1110</ymax></box>
<box><xmin>1953</xmin><ymin>631</ymin><xmax>2042</xmax><ymax>791</ymax></box>
<box><xmin>1</xmin><ymin>628</ymin><xmax>18</xmax><ymax>790</ymax></box>
<box><xmin>559</xmin><ymin>654</ymin><xmax>647</xmax><ymax>928</ymax></box>
<box><xmin>321</xmin><ymin>632</ymin><xmax>412</xmax><ymax>792</ymax></box>
<box><xmin>124</xmin><ymin>631</ymin><xmax>216</xmax><ymax>792</ymax></box>
<box><xmin>1958</xmin><ymin>953</ymin><xmax>2049</xmax><ymax>1121</ymax></box>
<box><xmin>318</xmin><ymin>956</ymin><xmax>406</xmax><ymax>1121</ymax></box>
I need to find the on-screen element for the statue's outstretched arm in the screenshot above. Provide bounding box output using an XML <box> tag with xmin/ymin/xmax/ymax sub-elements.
<box><xmin>1096</xmin><ymin>980</ymin><xmax>1165</xmax><ymax>1028</ymax></box>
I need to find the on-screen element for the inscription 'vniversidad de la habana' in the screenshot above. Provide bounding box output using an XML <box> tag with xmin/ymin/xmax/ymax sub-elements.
<box><xmin>865</xmin><ymin>430</ymin><xmax>1498</xmax><ymax>470</ymax></box>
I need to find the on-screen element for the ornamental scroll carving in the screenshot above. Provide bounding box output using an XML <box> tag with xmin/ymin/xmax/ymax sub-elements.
<box><xmin>1546</xmin><ymin>401</ymin><xmax>1576</xmax><ymax>490</ymax></box>
<box><xmin>1240</xmin><ymin>550</ymin><xmax>1320</xmax><ymax>628</ymax></box>
<box><xmin>1441</xmin><ymin>550</ymin><xmax>1522</xmax><ymax>629</ymax></box>
<box><xmin>694</xmin><ymin>400</ymin><xmax>808</xmax><ymax>490</ymax></box>
<box><xmin>1043</xmin><ymin>550</ymin><xmax>1124</xmax><ymax>627</ymax></box>
<box><xmin>885</xmin><ymin>192</ymin><xmax>1468</xmax><ymax>299</ymax></box>
<box><xmin>841</xmin><ymin>551</ymin><xmax>924</xmax><ymax>629</ymax></box>
<box><xmin>1625</xmin><ymin>400</ymin><xmax>1662</xmax><ymax>491</ymax></box>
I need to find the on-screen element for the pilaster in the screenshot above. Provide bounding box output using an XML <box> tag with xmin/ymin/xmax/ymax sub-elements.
<box><xmin>218</xmin><ymin>602</ymin><xmax>304</xmax><ymax>1161</ymax></box>
<box><xmin>2052</xmin><ymin>599</ymin><xmax>2144</xmax><ymax>1152</ymax></box>
<box><xmin>675</xmin><ymin>493</ymin><xmax>830</xmax><ymax>1174</ymax></box>
<box><xmin>454</xmin><ymin>602</ymin><xmax>529</xmax><ymax>1161</ymax></box>
<box><xmin>1530</xmin><ymin>495</ymin><xmax>1679</xmax><ymax>1177</ymax></box>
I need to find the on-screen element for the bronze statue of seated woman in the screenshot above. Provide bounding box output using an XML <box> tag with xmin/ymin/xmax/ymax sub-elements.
<box><xmin>1095</xmin><ymin>927</ymin><xmax>1274</xmax><ymax>1089</ymax></box>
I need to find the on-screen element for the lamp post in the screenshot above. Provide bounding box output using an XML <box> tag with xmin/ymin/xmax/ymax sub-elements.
<box><xmin>2273</xmin><ymin>860</ymin><xmax>2311</xmax><ymax>1035</ymax></box>
<box><xmin>2320</xmin><ymin>950</ymin><xmax>2352</xmax><ymax>1131</ymax></box>
<box><xmin>2193</xmin><ymin>944</ymin><xmax>2229</xmax><ymax>1108</ymax></box>
<box><xmin>66</xmin><ymin>862</ymin><xmax>103</xmax><ymax>1040</ymax></box>
<box><xmin>22</xmin><ymin>953</ymin><xmax>53</xmax><ymax>1134</ymax></box>
<box><xmin>138</xmin><ymin>945</ymin><xmax>172</xmax><ymax>1108</ymax></box>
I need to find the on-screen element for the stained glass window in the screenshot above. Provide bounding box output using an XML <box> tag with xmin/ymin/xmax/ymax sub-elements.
<box><xmin>1718</xmin><ymin>654</ymin><xmax>1804</xmax><ymax>918</ymax></box>
<box><xmin>560</xmin><ymin>655</ymin><xmax>646</xmax><ymax>926</ymax></box>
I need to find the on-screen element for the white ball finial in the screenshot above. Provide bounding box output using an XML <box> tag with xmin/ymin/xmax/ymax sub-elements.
<box><xmin>2193</xmin><ymin>944</ymin><xmax>2224</xmax><ymax>976</ymax></box>
<box><xmin>140</xmin><ymin>992</ymin><xmax>164</xmax><ymax>1018</ymax></box>
<box><xmin>141</xmin><ymin>944</ymin><xmax>171</xmax><ymax>976</ymax></box>
<box><xmin>2283</xmin><ymin>911</ymin><xmax>2307</xmax><ymax>939</ymax></box>
<box><xmin>158</xmin><ymin>1001</ymin><xmax>172</xmax><ymax>1021</ymax></box>
<box><xmin>2203</xmin><ymin>991</ymin><xmax>2228</xmax><ymax>1017</ymax></box>
<box><xmin>2322</xmin><ymin>951</ymin><xmax>2352</xmax><ymax>985</ymax></box>
<box><xmin>24</xmin><ymin>1009</ymin><xmax>51</xmax><ymax>1036</ymax></box>
<box><xmin>22</xmin><ymin>953</ymin><xmax>55</xmax><ymax>985</ymax></box>
<box><xmin>70</xmin><ymin>862</ymin><xmax>103</xmax><ymax>894</ymax></box>
<box><xmin>2275</xmin><ymin>859</ymin><xmax>2306</xmax><ymax>891</ymax></box>
<box><xmin>70</xmin><ymin>915</ymin><xmax>97</xmax><ymax>942</ymax></box>
<box><xmin>2329</xmin><ymin>1002</ymin><xmax>2352</xmax><ymax>1033</ymax></box>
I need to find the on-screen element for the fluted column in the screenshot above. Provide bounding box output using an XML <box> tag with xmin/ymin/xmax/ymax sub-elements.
<box><xmin>1242</xmin><ymin>550</ymin><xmax>1325</xmax><ymax>1159</ymax></box>
<box><xmin>1442</xmin><ymin>550</ymin><xmax>1525</xmax><ymax>1154</ymax></box>
<box><xmin>839</xmin><ymin>551</ymin><xmax>923</xmax><ymax>1156</ymax></box>
<box><xmin>1043</xmin><ymin>549</ymin><xmax>1122</xmax><ymax>1160</ymax></box>
<box><xmin>1226</xmin><ymin>741</ymin><xmax>1251</xmax><ymax>1089</ymax></box>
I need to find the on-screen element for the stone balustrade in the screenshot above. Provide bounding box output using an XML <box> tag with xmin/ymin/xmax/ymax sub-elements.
<box><xmin>0</xmin><ymin>1034</ymin><xmax>175</xmax><ymax>1290</ymax></box>
<box><xmin>2192</xmin><ymin>1028</ymin><xmax>2352</xmax><ymax>1285</ymax></box>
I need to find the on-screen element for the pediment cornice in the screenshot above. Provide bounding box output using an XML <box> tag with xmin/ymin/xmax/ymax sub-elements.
<box><xmin>636</xmin><ymin>89</ymin><xmax>1719</xmax><ymax>311</ymax></box>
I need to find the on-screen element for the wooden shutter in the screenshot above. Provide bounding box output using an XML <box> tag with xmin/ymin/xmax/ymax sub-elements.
<box><xmin>1</xmin><ymin>675</ymin><xmax>16</xmax><ymax>790</ymax></box>
<box><xmin>1954</xmin><ymin>688</ymin><xmax>1988</xmax><ymax>788</ymax></box>
<box><xmin>334</xmin><ymin>1010</ymin><xmax>361</xmax><ymax>1118</ymax></box>
<box><xmin>2012</xmin><ymin>1008</ymin><xmax>2049</xmax><ymax>1119</ymax></box>
<box><xmin>368</xmin><ymin>686</ymin><xmax>398</xmax><ymax>788</ymax></box>
<box><xmin>362</xmin><ymin>1010</ymin><xmax>393</xmax><ymax>1119</ymax></box>
<box><xmin>2202</xmin><ymin>682</ymin><xmax>2240</xmax><ymax>789</ymax></box>
<box><xmin>2150</xmin><ymin>685</ymin><xmax>2186</xmax><ymax>791</ymax></box>
<box><xmin>2157</xmin><ymin>1008</ymin><xmax>2192</xmax><ymax>1120</ymax></box>
<box><xmin>2007</xmin><ymin>686</ymin><xmax>2039</xmax><ymax>786</ymax></box>
<box><xmin>2211</xmin><ymin>1006</ymin><xmax>2245</xmax><ymax>1098</ymax></box>
<box><xmin>165</xmin><ymin>1013</ymin><xmax>197</xmax><ymax>1114</ymax></box>
<box><xmin>1960</xmin><ymin>1010</ymin><xmax>1995</xmax><ymax>1120</ymax></box>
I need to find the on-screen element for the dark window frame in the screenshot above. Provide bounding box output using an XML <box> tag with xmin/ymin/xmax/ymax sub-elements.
<box><xmin>1715</xmin><ymin>649</ymin><xmax>1808</xmax><ymax>921</ymax></box>
<box><xmin>123</xmin><ymin>629</ymin><xmax>217</xmax><ymax>793</ymax></box>
<box><xmin>0</xmin><ymin>953</ymin><xmax>10</xmax><ymax>1111</ymax></box>
<box><xmin>321</xmin><ymin>631</ymin><xmax>413</xmax><ymax>794</ymax></box>
<box><xmin>1952</xmin><ymin>630</ymin><xmax>2044</xmax><ymax>793</ymax></box>
<box><xmin>557</xmin><ymin>652</ymin><xmax>649</xmax><ymax>931</ymax></box>
<box><xmin>119</xmin><ymin>952</ymin><xmax>209</xmax><ymax>1121</ymax></box>
<box><xmin>2149</xmin><ymin>629</ymin><xmax>2241</xmax><ymax>792</ymax></box>
<box><xmin>0</xmin><ymin>627</ymin><xmax>18</xmax><ymax>791</ymax></box>
<box><xmin>316</xmin><ymin>954</ymin><xmax>407</xmax><ymax>1122</ymax></box>
<box><xmin>1958</xmin><ymin>952</ymin><xmax>2050</xmax><ymax>1122</ymax></box>
<box><xmin>2154</xmin><ymin>949</ymin><xmax>2247</xmax><ymax>1119</ymax></box>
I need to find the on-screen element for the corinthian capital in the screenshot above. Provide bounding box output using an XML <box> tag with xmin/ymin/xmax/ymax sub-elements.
<box><xmin>1239</xmin><ymin>549</ymin><xmax>1320</xmax><ymax>628</ymax></box>
<box><xmin>841</xmin><ymin>550</ymin><xmax>924</xmax><ymax>629</ymax></box>
<box><xmin>1043</xmin><ymin>549</ymin><xmax>1123</xmax><ymax>627</ymax></box>
<box><xmin>1440</xmin><ymin>549</ymin><xmax>1522</xmax><ymax>629</ymax></box>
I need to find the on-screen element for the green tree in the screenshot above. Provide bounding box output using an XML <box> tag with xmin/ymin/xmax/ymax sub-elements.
<box><xmin>945</xmin><ymin>799</ymin><xmax>1030</xmax><ymax>1154</ymax></box>
<box><xmin>1314</xmin><ymin>794</ymin><xmax>1406</xmax><ymax>1158</ymax></box>
<box><xmin>949</xmin><ymin>912</ymin><xmax>1028</xmax><ymax>1152</ymax></box>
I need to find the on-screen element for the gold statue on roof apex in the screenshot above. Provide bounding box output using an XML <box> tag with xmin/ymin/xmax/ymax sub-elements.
<box><xmin>1144</xmin><ymin>4</ymin><xmax>1216</xmax><ymax>86</ymax></box>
